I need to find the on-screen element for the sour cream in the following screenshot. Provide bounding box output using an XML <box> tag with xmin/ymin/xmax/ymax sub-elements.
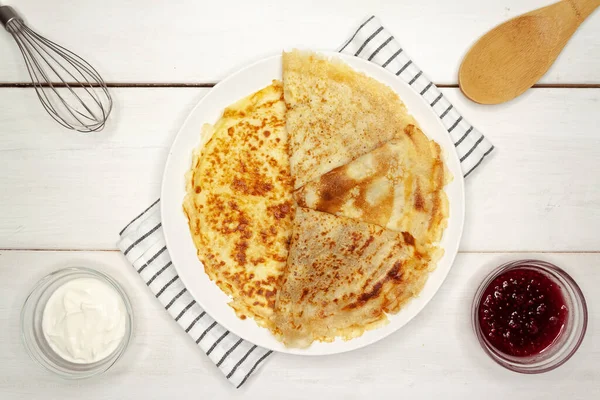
<box><xmin>42</xmin><ymin>277</ymin><xmax>127</xmax><ymax>364</ymax></box>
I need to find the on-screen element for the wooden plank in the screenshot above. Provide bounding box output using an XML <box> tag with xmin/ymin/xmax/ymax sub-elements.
<box><xmin>0</xmin><ymin>250</ymin><xmax>597</xmax><ymax>399</ymax></box>
<box><xmin>1</xmin><ymin>87</ymin><xmax>599</xmax><ymax>251</ymax></box>
<box><xmin>0</xmin><ymin>0</ymin><xmax>598</xmax><ymax>84</ymax></box>
<box><xmin>446</xmin><ymin>88</ymin><xmax>600</xmax><ymax>251</ymax></box>
<box><xmin>0</xmin><ymin>87</ymin><xmax>205</xmax><ymax>250</ymax></box>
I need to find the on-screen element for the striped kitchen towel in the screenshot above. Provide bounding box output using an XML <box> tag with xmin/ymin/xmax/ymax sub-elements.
<box><xmin>340</xmin><ymin>16</ymin><xmax>494</xmax><ymax>176</ymax></box>
<box><xmin>117</xmin><ymin>16</ymin><xmax>494</xmax><ymax>388</ymax></box>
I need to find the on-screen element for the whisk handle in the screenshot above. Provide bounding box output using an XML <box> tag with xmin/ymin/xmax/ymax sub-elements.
<box><xmin>0</xmin><ymin>6</ymin><xmax>21</xmax><ymax>30</ymax></box>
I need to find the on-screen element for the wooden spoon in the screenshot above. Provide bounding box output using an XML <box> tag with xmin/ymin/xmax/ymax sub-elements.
<box><xmin>459</xmin><ymin>0</ymin><xmax>600</xmax><ymax>104</ymax></box>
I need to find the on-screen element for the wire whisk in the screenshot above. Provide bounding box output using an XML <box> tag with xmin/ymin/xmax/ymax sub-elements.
<box><xmin>0</xmin><ymin>5</ymin><xmax>112</xmax><ymax>132</ymax></box>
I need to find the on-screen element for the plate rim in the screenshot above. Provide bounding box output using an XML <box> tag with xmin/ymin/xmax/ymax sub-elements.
<box><xmin>161</xmin><ymin>51</ymin><xmax>465</xmax><ymax>355</ymax></box>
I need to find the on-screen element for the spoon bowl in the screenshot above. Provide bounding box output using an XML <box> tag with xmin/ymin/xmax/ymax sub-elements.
<box><xmin>459</xmin><ymin>0</ymin><xmax>600</xmax><ymax>104</ymax></box>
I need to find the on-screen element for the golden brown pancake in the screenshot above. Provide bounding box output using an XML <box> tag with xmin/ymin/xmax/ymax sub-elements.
<box><xmin>294</xmin><ymin>124</ymin><xmax>450</xmax><ymax>245</ymax></box>
<box><xmin>183</xmin><ymin>81</ymin><xmax>294</xmax><ymax>327</ymax></box>
<box><xmin>283</xmin><ymin>50</ymin><xmax>417</xmax><ymax>189</ymax></box>
<box><xmin>182</xmin><ymin>52</ymin><xmax>451</xmax><ymax>347</ymax></box>
<box><xmin>271</xmin><ymin>207</ymin><xmax>439</xmax><ymax>348</ymax></box>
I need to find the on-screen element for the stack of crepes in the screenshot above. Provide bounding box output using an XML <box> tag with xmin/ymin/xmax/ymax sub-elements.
<box><xmin>183</xmin><ymin>50</ymin><xmax>450</xmax><ymax>348</ymax></box>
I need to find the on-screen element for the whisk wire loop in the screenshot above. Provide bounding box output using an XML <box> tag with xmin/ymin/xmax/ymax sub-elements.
<box><xmin>1</xmin><ymin>6</ymin><xmax>112</xmax><ymax>132</ymax></box>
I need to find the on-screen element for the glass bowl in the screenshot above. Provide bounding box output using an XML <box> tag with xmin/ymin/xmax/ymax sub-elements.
<box><xmin>21</xmin><ymin>267</ymin><xmax>133</xmax><ymax>379</ymax></box>
<box><xmin>472</xmin><ymin>259</ymin><xmax>587</xmax><ymax>374</ymax></box>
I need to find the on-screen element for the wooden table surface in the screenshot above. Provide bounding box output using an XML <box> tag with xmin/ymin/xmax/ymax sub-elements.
<box><xmin>0</xmin><ymin>1</ymin><xmax>599</xmax><ymax>399</ymax></box>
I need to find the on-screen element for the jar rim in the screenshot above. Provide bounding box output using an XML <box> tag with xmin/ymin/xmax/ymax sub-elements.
<box><xmin>472</xmin><ymin>259</ymin><xmax>587</xmax><ymax>374</ymax></box>
<box><xmin>21</xmin><ymin>266</ymin><xmax>133</xmax><ymax>379</ymax></box>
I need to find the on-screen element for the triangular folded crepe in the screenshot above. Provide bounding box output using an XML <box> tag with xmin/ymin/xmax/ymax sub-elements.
<box><xmin>283</xmin><ymin>50</ymin><xmax>416</xmax><ymax>189</ymax></box>
<box><xmin>294</xmin><ymin>124</ymin><xmax>450</xmax><ymax>245</ymax></box>
<box><xmin>271</xmin><ymin>207</ymin><xmax>438</xmax><ymax>348</ymax></box>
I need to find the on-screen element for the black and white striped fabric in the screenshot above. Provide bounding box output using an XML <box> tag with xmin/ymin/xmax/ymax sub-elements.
<box><xmin>340</xmin><ymin>16</ymin><xmax>494</xmax><ymax>177</ymax></box>
<box><xmin>117</xmin><ymin>199</ymin><xmax>272</xmax><ymax>388</ymax></box>
<box><xmin>117</xmin><ymin>16</ymin><xmax>494</xmax><ymax>388</ymax></box>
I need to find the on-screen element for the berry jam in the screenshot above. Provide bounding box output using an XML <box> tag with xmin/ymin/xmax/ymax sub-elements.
<box><xmin>478</xmin><ymin>267</ymin><xmax>568</xmax><ymax>357</ymax></box>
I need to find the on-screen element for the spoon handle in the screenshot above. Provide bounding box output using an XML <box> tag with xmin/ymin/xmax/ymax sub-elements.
<box><xmin>567</xmin><ymin>0</ymin><xmax>600</xmax><ymax>20</ymax></box>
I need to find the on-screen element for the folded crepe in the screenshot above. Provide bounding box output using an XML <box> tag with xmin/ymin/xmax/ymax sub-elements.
<box><xmin>294</xmin><ymin>124</ymin><xmax>450</xmax><ymax>245</ymax></box>
<box><xmin>283</xmin><ymin>50</ymin><xmax>416</xmax><ymax>189</ymax></box>
<box><xmin>271</xmin><ymin>207</ymin><xmax>439</xmax><ymax>348</ymax></box>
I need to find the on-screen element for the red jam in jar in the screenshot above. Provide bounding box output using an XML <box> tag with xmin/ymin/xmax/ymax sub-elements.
<box><xmin>478</xmin><ymin>267</ymin><xmax>568</xmax><ymax>357</ymax></box>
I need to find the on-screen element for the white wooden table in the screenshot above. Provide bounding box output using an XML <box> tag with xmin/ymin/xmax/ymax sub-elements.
<box><xmin>1</xmin><ymin>1</ymin><xmax>599</xmax><ymax>399</ymax></box>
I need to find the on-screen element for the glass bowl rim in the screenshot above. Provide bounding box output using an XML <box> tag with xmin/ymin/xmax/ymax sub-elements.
<box><xmin>471</xmin><ymin>259</ymin><xmax>588</xmax><ymax>374</ymax></box>
<box><xmin>20</xmin><ymin>266</ymin><xmax>133</xmax><ymax>379</ymax></box>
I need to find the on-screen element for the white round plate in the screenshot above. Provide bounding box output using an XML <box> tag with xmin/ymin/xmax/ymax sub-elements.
<box><xmin>161</xmin><ymin>51</ymin><xmax>465</xmax><ymax>355</ymax></box>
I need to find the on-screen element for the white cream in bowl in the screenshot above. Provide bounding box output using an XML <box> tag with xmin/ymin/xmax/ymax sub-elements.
<box><xmin>42</xmin><ymin>277</ymin><xmax>127</xmax><ymax>364</ymax></box>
